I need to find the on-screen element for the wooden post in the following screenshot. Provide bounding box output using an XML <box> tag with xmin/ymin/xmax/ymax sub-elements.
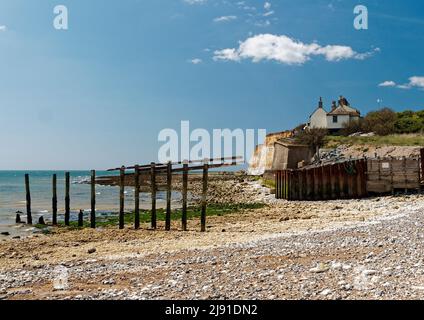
<box><xmin>275</xmin><ymin>171</ymin><xmax>279</xmax><ymax>199</ymax></box>
<box><xmin>52</xmin><ymin>174</ymin><xmax>57</xmax><ymax>225</ymax></box>
<box><xmin>150</xmin><ymin>163</ymin><xmax>157</xmax><ymax>230</ymax></box>
<box><xmin>322</xmin><ymin>166</ymin><xmax>328</xmax><ymax>200</ymax></box>
<box><xmin>182</xmin><ymin>162</ymin><xmax>188</xmax><ymax>231</ymax></box>
<box><xmin>165</xmin><ymin>162</ymin><xmax>172</xmax><ymax>231</ymax></box>
<box><xmin>78</xmin><ymin>210</ymin><xmax>84</xmax><ymax>227</ymax></box>
<box><xmin>421</xmin><ymin>148</ymin><xmax>424</xmax><ymax>181</ymax></box>
<box><xmin>201</xmin><ymin>161</ymin><xmax>209</xmax><ymax>232</ymax></box>
<box><xmin>119</xmin><ymin>167</ymin><xmax>125</xmax><ymax>230</ymax></box>
<box><xmin>65</xmin><ymin>172</ymin><xmax>70</xmax><ymax>226</ymax></box>
<box><xmin>403</xmin><ymin>156</ymin><xmax>408</xmax><ymax>194</ymax></box>
<box><xmin>338</xmin><ymin>163</ymin><xmax>345</xmax><ymax>199</ymax></box>
<box><xmin>134</xmin><ymin>165</ymin><xmax>140</xmax><ymax>230</ymax></box>
<box><xmin>25</xmin><ymin>174</ymin><xmax>32</xmax><ymax>225</ymax></box>
<box><xmin>91</xmin><ymin>170</ymin><xmax>96</xmax><ymax>229</ymax></box>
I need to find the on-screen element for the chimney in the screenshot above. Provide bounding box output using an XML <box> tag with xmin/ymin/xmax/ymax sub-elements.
<box><xmin>318</xmin><ymin>97</ymin><xmax>323</xmax><ymax>109</ymax></box>
<box><xmin>331</xmin><ymin>101</ymin><xmax>337</xmax><ymax>111</ymax></box>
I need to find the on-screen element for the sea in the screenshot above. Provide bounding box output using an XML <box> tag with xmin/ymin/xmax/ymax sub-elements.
<box><xmin>0</xmin><ymin>171</ymin><xmax>175</xmax><ymax>232</ymax></box>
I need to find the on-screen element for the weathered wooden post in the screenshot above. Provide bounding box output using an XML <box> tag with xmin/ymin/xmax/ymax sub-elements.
<box><xmin>166</xmin><ymin>162</ymin><xmax>172</xmax><ymax>231</ymax></box>
<box><xmin>25</xmin><ymin>174</ymin><xmax>32</xmax><ymax>225</ymax></box>
<box><xmin>52</xmin><ymin>174</ymin><xmax>58</xmax><ymax>225</ymax></box>
<box><xmin>201</xmin><ymin>161</ymin><xmax>209</xmax><ymax>232</ymax></box>
<box><xmin>134</xmin><ymin>165</ymin><xmax>140</xmax><ymax>230</ymax></box>
<box><xmin>119</xmin><ymin>166</ymin><xmax>125</xmax><ymax>230</ymax></box>
<box><xmin>421</xmin><ymin>148</ymin><xmax>424</xmax><ymax>181</ymax></box>
<box><xmin>78</xmin><ymin>210</ymin><xmax>84</xmax><ymax>227</ymax></box>
<box><xmin>91</xmin><ymin>170</ymin><xmax>96</xmax><ymax>228</ymax></box>
<box><xmin>150</xmin><ymin>163</ymin><xmax>157</xmax><ymax>230</ymax></box>
<box><xmin>65</xmin><ymin>172</ymin><xmax>70</xmax><ymax>226</ymax></box>
<box><xmin>182</xmin><ymin>162</ymin><xmax>188</xmax><ymax>231</ymax></box>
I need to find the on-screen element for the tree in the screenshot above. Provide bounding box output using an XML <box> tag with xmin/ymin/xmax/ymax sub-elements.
<box><xmin>295</xmin><ymin>128</ymin><xmax>328</xmax><ymax>154</ymax></box>
<box><xmin>363</xmin><ymin>108</ymin><xmax>397</xmax><ymax>136</ymax></box>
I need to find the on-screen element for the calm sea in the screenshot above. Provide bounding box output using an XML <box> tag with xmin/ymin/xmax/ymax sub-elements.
<box><xmin>0</xmin><ymin>171</ymin><xmax>173</xmax><ymax>228</ymax></box>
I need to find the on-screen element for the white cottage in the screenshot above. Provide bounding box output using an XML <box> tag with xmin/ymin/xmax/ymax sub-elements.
<box><xmin>308</xmin><ymin>96</ymin><xmax>361</xmax><ymax>133</ymax></box>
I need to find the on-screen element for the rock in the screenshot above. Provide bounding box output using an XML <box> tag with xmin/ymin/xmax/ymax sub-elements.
<box><xmin>88</xmin><ymin>248</ymin><xmax>97</xmax><ymax>254</ymax></box>
<box><xmin>320</xmin><ymin>289</ymin><xmax>332</xmax><ymax>296</ymax></box>
<box><xmin>1</xmin><ymin>232</ymin><xmax>10</xmax><ymax>236</ymax></box>
<box><xmin>16</xmin><ymin>214</ymin><xmax>21</xmax><ymax>224</ymax></box>
<box><xmin>310</xmin><ymin>263</ymin><xmax>330</xmax><ymax>274</ymax></box>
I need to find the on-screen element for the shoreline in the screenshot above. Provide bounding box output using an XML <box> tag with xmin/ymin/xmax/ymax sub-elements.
<box><xmin>1</xmin><ymin>192</ymin><xmax>424</xmax><ymax>299</ymax></box>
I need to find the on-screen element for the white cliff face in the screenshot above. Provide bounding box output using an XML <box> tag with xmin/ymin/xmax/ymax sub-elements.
<box><xmin>248</xmin><ymin>144</ymin><xmax>268</xmax><ymax>176</ymax></box>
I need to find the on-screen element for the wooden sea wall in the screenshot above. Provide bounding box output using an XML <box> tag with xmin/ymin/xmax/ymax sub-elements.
<box><xmin>275</xmin><ymin>159</ymin><xmax>367</xmax><ymax>201</ymax></box>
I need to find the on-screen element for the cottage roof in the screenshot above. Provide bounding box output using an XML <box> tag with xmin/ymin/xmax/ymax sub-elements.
<box><xmin>327</xmin><ymin>104</ymin><xmax>361</xmax><ymax>117</ymax></box>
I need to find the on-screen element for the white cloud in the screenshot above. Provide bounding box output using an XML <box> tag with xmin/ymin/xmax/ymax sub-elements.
<box><xmin>409</xmin><ymin>76</ymin><xmax>424</xmax><ymax>89</ymax></box>
<box><xmin>189</xmin><ymin>58</ymin><xmax>203</xmax><ymax>64</ymax></box>
<box><xmin>378</xmin><ymin>81</ymin><xmax>397</xmax><ymax>87</ymax></box>
<box><xmin>213</xmin><ymin>34</ymin><xmax>378</xmax><ymax>65</ymax></box>
<box><xmin>183</xmin><ymin>0</ymin><xmax>207</xmax><ymax>4</ymax></box>
<box><xmin>0</xmin><ymin>25</ymin><xmax>6</xmax><ymax>32</ymax></box>
<box><xmin>381</xmin><ymin>76</ymin><xmax>424</xmax><ymax>90</ymax></box>
<box><xmin>263</xmin><ymin>10</ymin><xmax>274</xmax><ymax>17</ymax></box>
<box><xmin>264</xmin><ymin>2</ymin><xmax>272</xmax><ymax>11</ymax></box>
<box><xmin>214</xmin><ymin>15</ymin><xmax>237</xmax><ymax>23</ymax></box>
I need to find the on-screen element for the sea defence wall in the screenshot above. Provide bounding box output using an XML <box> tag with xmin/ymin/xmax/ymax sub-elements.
<box><xmin>248</xmin><ymin>131</ymin><xmax>293</xmax><ymax>176</ymax></box>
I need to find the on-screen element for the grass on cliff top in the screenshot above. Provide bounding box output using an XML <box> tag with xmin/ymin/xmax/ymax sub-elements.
<box><xmin>43</xmin><ymin>203</ymin><xmax>267</xmax><ymax>230</ymax></box>
<box><xmin>325</xmin><ymin>134</ymin><xmax>424</xmax><ymax>149</ymax></box>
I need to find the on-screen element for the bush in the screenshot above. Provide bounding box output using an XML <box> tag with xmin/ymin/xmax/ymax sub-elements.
<box><xmin>363</xmin><ymin>108</ymin><xmax>397</xmax><ymax>136</ymax></box>
<box><xmin>295</xmin><ymin>128</ymin><xmax>328</xmax><ymax>152</ymax></box>
<box><xmin>395</xmin><ymin>110</ymin><xmax>424</xmax><ymax>133</ymax></box>
<box><xmin>340</xmin><ymin>118</ymin><xmax>365</xmax><ymax>136</ymax></box>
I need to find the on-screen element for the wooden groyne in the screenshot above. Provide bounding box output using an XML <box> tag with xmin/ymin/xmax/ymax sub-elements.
<box><xmin>22</xmin><ymin>157</ymin><xmax>243</xmax><ymax>232</ymax></box>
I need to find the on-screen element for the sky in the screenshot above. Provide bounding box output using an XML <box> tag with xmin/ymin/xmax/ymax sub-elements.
<box><xmin>0</xmin><ymin>0</ymin><xmax>423</xmax><ymax>170</ymax></box>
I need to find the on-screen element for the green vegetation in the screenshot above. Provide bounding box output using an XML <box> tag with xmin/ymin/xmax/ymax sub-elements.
<box><xmin>262</xmin><ymin>179</ymin><xmax>275</xmax><ymax>189</ymax></box>
<box><xmin>341</xmin><ymin>108</ymin><xmax>424</xmax><ymax>136</ymax></box>
<box><xmin>40</xmin><ymin>203</ymin><xmax>267</xmax><ymax>229</ymax></box>
<box><xmin>325</xmin><ymin>134</ymin><xmax>424</xmax><ymax>148</ymax></box>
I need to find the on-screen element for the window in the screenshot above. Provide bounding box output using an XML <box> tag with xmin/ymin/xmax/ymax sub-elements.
<box><xmin>332</xmin><ymin>116</ymin><xmax>338</xmax><ymax>123</ymax></box>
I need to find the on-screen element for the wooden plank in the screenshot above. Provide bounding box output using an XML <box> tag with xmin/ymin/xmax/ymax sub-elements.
<box><xmin>150</xmin><ymin>163</ymin><xmax>157</xmax><ymax>230</ymax></box>
<box><xmin>165</xmin><ymin>162</ymin><xmax>172</xmax><ymax>231</ymax></box>
<box><xmin>182</xmin><ymin>163</ymin><xmax>188</xmax><ymax>231</ymax></box>
<box><xmin>201</xmin><ymin>162</ymin><xmax>209</xmax><ymax>232</ymax></box>
<box><xmin>119</xmin><ymin>167</ymin><xmax>125</xmax><ymax>230</ymax></box>
<box><xmin>65</xmin><ymin>172</ymin><xmax>70</xmax><ymax>226</ymax></box>
<box><xmin>134</xmin><ymin>165</ymin><xmax>140</xmax><ymax>230</ymax></box>
<box><xmin>52</xmin><ymin>174</ymin><xmax>57</xmax><ymax>226</ymax></box>
<box><xmin>25</xmin><ymin>174</ymin><xmax>32</xmax><ymax>225</ymax></box>
<box><xmin>352</xmin><ymin>161</ymin><xmax>359</xmax><ymax>198</ymax></box>
<box><xmin>107</xmin><ymin>156</ymin><xmax>243</xmax><ymax>172</ymax></box>
<box><xmin>91</xmin><ymin>170</ymin><xmax>96</xmax><ymax>229</ymax></box>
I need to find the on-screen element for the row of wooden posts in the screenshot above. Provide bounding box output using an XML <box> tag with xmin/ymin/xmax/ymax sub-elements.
<box><xmin>275</xmin><ymin>159</ymin><xmax>368</xmax><ymax>201</ymax></box>
<box><xmin>23</xmin><ymin>161</ymin><xmax>212</xmax><ymax>232</ymax></box>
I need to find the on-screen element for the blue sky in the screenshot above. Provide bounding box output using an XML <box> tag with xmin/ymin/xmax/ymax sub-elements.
<box><xmin>0</xmin><ymin>0</ymin><xmax>423</xmax><ymax>170</ymax></box>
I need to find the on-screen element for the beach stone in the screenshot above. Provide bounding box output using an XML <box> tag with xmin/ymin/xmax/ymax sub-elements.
<box><xmin>88</xmin><ymin>248</ymin><xmax>97</xmax><ymax>254</ymax></box>
<box><xmin>1</xmin><ymin>232</ymin><xmax>10</xmax><ymax>236</ymax></box>
<box><xmin>310</xmin><ymin>263</ymin><xmax>330</xmax><ymax>273</ymax></box>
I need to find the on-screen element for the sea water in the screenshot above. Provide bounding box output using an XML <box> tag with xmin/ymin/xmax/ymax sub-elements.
<box><xmin>0</xmin><ymin>171</ymin><xmax>176</xmax><ymax>228</ymax></box>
